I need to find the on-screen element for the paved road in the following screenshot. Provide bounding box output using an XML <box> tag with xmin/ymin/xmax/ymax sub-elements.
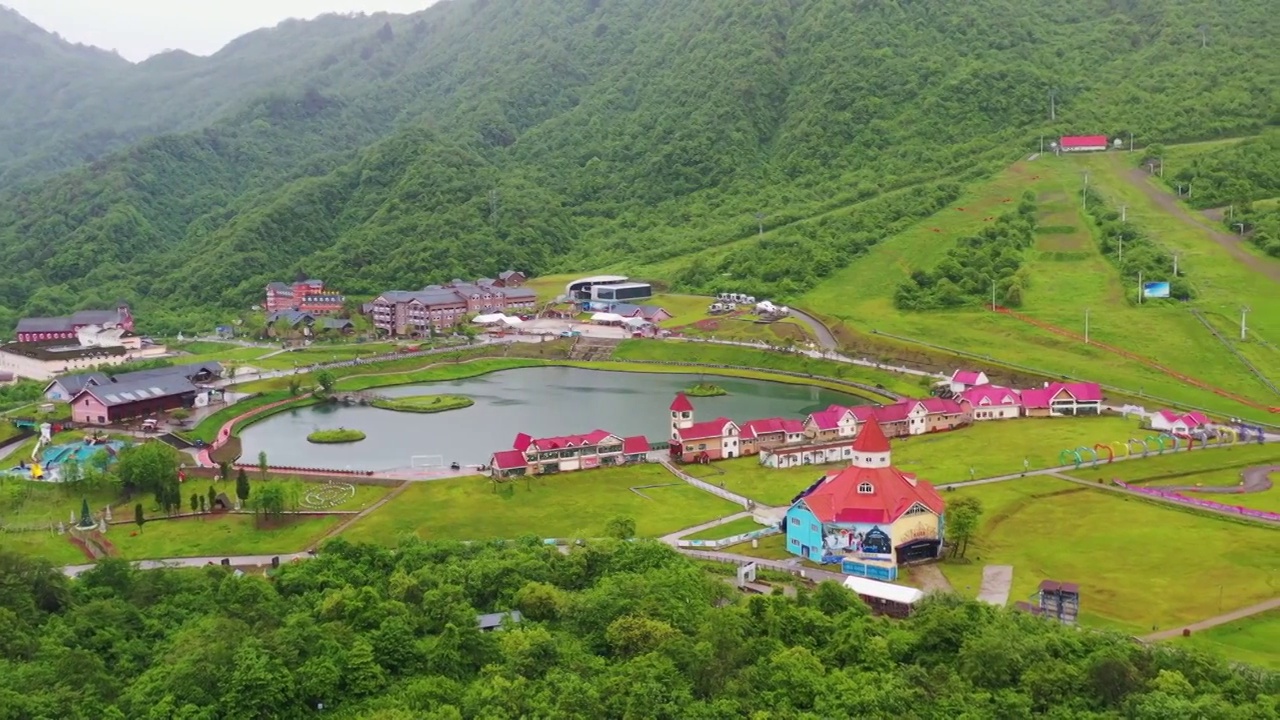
<box><xmin>978</xmin><ymin>565</ymin><xmax>1013</xmax><ymax>606</ymax></box>
<box><xmin>1142</xmin><ymin>596</ymin><xmax>1280</xmax><ymax>642</ymax></box>
<box><xmin>63</xmin><ymin>553</ymin><xmax>312</xmax><ymax>578</ymax></box>
<box><xmin>659</xmin><ymin>511</ymin><xmax>754</xmax><ymax>545</ymax></box>
<box><xmin>1159</xmin><ymin>464</ymin><xmax>1275</xmax><ymax>495</ymax></box>
<box><xmin>787</xmin><ymin>307</ymin><xmax>838</xmax><ymax>350</ymax></box>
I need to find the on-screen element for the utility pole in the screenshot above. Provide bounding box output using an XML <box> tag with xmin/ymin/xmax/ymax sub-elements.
<box><xmin>1138</xmin><ymin>270</ymin><xmax>1144</xmax><ymax>305</ymax></box>
<box><xmin>488</xmin><ymin>189</ymin><xmax>499</xmax><ymax>225</ymax></box>
<box><xmin>1049</xmin><ymin>89</ymin><xmax>1057</xmax><ymax>121</ymax></box>
<box><xmin>1241</xmin><ymin>306</ymin><xmax>1250</xmax><ymax>341</ymax></box>
<box><xmin>991</xmin><ymin>278</ymin><xmax>997</xmax><ymax>311</ymax></box>
<box><xmin>1118</xmin><ymin>236</ymin><xmax>1124</xmax><ymax>264</ymax></box>
<box><xmin>1085</xmin><ymin>308</ymin><xmax>1090</xmax><ymax>344</ymax></box>
<box><xmin>1229</xmin><ymin>205</ymin><xmax>1234</xmax><ymax>222</ymax></box>
<box><xmin>1199</xmin><ymin>24</ymin><xmax>1209</xmax><ymax>49</ymax></box>
<box><xmin>1120</xmin><ymin>204</ymin><xmax>1127</xmax><ymax>222</ymax></box>
<box><xmin>1173</xmin><ymin>253</ymin><xmax>1178</xmax><ymax>277</ymax></box>
<box><xmin>1159</xmin><ymin>159</ymin><xmax>1164</xmax><ymax>178</ymax></box>
<box><xmin>754</xmin><ymin>212</ymin><xmax>766</xmax><ymax>237</ymax></box>
<box><xmin>1128</xmin><ymin>132</ymin><xmax>1134</xmax><ymax>152</ymax></box>
<box><xmin>1235</xmin><ymin>222</ymin><xmax>1247</xmax><ymax>235</ymax></box>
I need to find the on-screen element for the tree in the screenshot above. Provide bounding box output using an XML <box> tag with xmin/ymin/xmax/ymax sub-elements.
<box><xmin>947</xmin><ymin>496</ymin><xmax>983</xmax><ymax>558</ymax></box>
<box><xmin>218</xmin><ymin>460</ymin><xmax>231</xmax><ymax>482</ymax></box>
<box><xmin>134</xmin><ymin>503</ymin><xmax>144</xmax><ymax>530</ymax></box>
<box><xmin>315</xmin><ymin>370</ymin><xmax>336</xmax><ymax>394</ymax></box>
<box><xmin>255</xmin><ymin>483</ymin><xmax>286</xmax><ymax>522</ymax></box>
<box><xmin>170</xmin><ymin>408</ymin><xmax>190</xmax><ymax>422</ymax></box>
<box><xmin>208</xmin><ymin>484</ymin><xmax>219</xmax><ymax>511</ymax></box>
<box><xmin>115</xmin><ymin>442</ymin><xmax>181</xmax><ymax>498</ymax></box>
<box><xmin>288</xmin><ymin>377</ymin><xmax>302</xmax><ymax>397</ymax></box>
<box><xmin>189</xmin><ymin>493</ymin><xmax>199</xmax><ymax>513</ymax></box>
<box><xmin>236</xmin><ymin>469</ymin><xmax>251</xmax><ymax>505</ymax></box>
<box><xmin>199</xmin><ymin>495</ymin><xmax>207</xmax><ymax>514</ymax></box>
<box><xmin>258</xmin><ymin>451</ymin><xmax>269</xmax><ymax>481</ymax></box>
<box><xmin>603</xmin><ymin>515</ymin><xmax>636</xmax><ymax>540</ymax></box>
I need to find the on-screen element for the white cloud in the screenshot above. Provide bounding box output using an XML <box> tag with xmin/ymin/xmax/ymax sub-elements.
<box><xmin>6</xmin><ymin>0</ymin><xmax>439</xmax><ymax>62</ymax></box>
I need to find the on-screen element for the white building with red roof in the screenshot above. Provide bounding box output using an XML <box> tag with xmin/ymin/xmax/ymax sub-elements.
<box><xmin>948</xmin><ymin>369</ymin><xmax>989</xmax><ymax>394</ymax></box>
<box><xmin>1150</xmin><ymin>409</ymin><xmax>1210</xmax><ymax>435</ymax></box>
<box><xmin>957</xmin><ymin>384</ymin><xmax>1023</xmax><ymax>421</ymax></box>
<box><xmin>784</xmin><ymin>420</ymin><xmax>946</xmax><ymax>582</ymax></box>
<box><xmin>489</xmin><ymin>429</ymin><xmax>650</xmax><ymax>479</ymax></box>
<box><xmin>1019</xmin><ymin>382</ymin><xmax>1103</xmax><ymax>417</ymax></box>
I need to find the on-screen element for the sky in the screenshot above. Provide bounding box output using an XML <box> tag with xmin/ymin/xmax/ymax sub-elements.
<box><xmin>6</xmin><ymin>0</ymin><xmax>438</xmax><ymax>62</ymax></box>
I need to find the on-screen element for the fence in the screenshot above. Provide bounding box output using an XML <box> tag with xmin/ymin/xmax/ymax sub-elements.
<box><xmin>676</xmin><ymin>526</ymin><xmax>782</xmax><ymax>550</ymax></box>
<box><xmin>1112</xmin><ymin>480</ymin><xmax>1280</xmax><ymax>523</ymax></box>
<box><xmin>605</xmin><ymin>358</ymin><xmax>902</xmax><ymax>401</ymax></box>
<box><xmin>659</xmin><ymin>461</ymin><xmax>752</xmax><ymax>508</ymax></box>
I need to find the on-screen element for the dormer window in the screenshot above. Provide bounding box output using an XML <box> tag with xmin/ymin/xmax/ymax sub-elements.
<box><xmin>858</xmin><ymin>482</ymin><xmax>874</xmax><ymax>494</ymax></box>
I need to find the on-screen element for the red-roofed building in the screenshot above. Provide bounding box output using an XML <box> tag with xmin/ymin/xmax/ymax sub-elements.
<box><xmin>1059</xmin><ymin>135</ymin><xmax>1109</xmax><ymax>153</ymax></box>
<box><xmin>785</xmin><ymin>420</ymin><xmax>946</xmax><ymax>581</ymax></box>
<box><xmin>490</xmin><ymin>430</ymin><xmax>649</xmax><ymax>478</ymax></box>
<box><xmin>1150</xmin><ymin>409</ymin><xmax>1211</xmax><ymax>435</ymax></box>
<box><xmin>739</xmin><ymin>417</ymin><xmax>806</xmax><ymax>455</ymax></box>
<box><xmin>958</xmin><ymin>384</ymin><xmax>1022</xmax><ymax>421</ymax></box>
<box><xmin>1019</xmin><ymin>382</ymin><xmax>1103</xmax><ymax>417</ymax></box>
<box><xmin>948</xmin><ymin>369</ymin><xmax>990</xmax><ymax>394</ymax></box>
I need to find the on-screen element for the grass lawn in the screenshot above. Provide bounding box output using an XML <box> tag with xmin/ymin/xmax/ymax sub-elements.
<box><xmin>680</xmin><ymin>516</ymin><xmax>768</xmax><ymax>541</ymax></box>
<box><xmin>112</xmin><ymin>514</ymin><xmax>340</xmax><ymax>560</ymax></box>
<box><xmin>684</xmin><ymin>458</ymin><xmax>823</xmax><ymax>507</ymax></box>
<box><xmin>252</xmin><ymin>343</ymin><xmax>402</xmax><ymax>370</ymax></box>
<box><xmin>1063</xmin><ymin>442</ymin><xmax>1280</xmax><ymax>512</ymax></box>
<box><xmin>940</xmin><ymin>476</ymin><xmax>1280</xmax><ymax>634</ymax></box>
<box><xmin>721</xmin><ymin>533</ymin><xmax>794</xmax><ymax>561</ymax></box>
<box><xmin>342</xmin><ymin>464</ymin><xmax>740</xmax><ymax>543</ymax></box>
<box><xmin>612</xmin><ymin>340</ymin><xmax>924</xmax><ymax>398</ymax></box>
<box><xmin>799</xmin><ymin>157</ymin><xmax>1276</xmax><ymax>422</ymax></box>
<box><xmin>892</xmin><ymin>416</ymin><xmax>1141</xmax><ymax>485</ymax></box>
<box><xmin>2</xmin><ymin>531</ymin><xmax>91</xmax><ymax>565</ymax></box>
<box><xmin>1176</xmin><ymin>610</ymin><xmax>1280</xmax><ymax>671</ymax></box>
<box><xmin>190</xmin><ymin>391</ymin><xmax>301</xmax><ymax>443</ymax></box>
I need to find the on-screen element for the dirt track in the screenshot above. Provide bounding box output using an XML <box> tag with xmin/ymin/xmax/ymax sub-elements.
<box><xmin>1158</xmin><ymin>465</ymin><xmax>1276</xmax><ymax>495</ymax></box>
<box><xmin>1122</xmin><ymin>166</ymin><xmax>1280</xmax><ymax>283</ymax></box>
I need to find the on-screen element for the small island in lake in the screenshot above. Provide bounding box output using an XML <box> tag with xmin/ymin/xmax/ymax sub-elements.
<box><xmin>685</xmin><ymin>382</ymin><xmax>727</xmax><ymax>397</ymax></box>
<box><xmin>307</xmin><ymin>428</ymin><xmax>367</xmax><ymax>444</ymax></box>
<box><xmin>371</xmin><ymin>394</ymin><xmax>475</xmax><ymax>414</ymax></box>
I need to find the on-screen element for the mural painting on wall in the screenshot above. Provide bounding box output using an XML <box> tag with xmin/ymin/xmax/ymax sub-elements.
<box><xmin>823</xmin><ymin>525</ymin><xmax>893</xmax><ymax>559</ymax></box>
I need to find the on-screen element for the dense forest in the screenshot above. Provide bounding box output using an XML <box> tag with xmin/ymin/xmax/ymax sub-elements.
<box><xmin>1</xmin><ymin>543</ymin><xmax>1276</xmax><ymax>719</ymax></box>
<box><xmin>0</xmin><ymin>0</ymin><xmax>1277</xmax><ymax>334</ymax></box>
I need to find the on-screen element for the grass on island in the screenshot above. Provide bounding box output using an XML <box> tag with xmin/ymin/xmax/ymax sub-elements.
<box><xmin>939</xmin><ymin>476</ymin><xmax>1280</xmax><ymax>634</ymax></box>
<box><xmin>341</xmin><ymin>464</ymin><xmax>741</xmax><ymax>544</ymax></box>
<box><xmin>684</xmin><ymin>382</ymin><xmax>727</xmax><ymax>397</ymax></box>
<box><xmin>307</xmin><ymin>428</ymin><xmax>366</xmax><ymax>444</ymax></box>
<box><xmin>680</xmin><ymin>516</ymin><xmax>768</xmax><ymax>541</ymax></box>
<box><xmin>1176</xmin><ymin>610</ymin><xmax>1280</xmax><ymax>671</ymax></box>
<box><xmin>369</xmin><ymin>394</ymin><xmax>474</xmax><ymax>414</ymax></box>
<box><xmin>799</xmin><ymin>156</ymin><xmax>1277</xmax><ymax>422</ymax></box>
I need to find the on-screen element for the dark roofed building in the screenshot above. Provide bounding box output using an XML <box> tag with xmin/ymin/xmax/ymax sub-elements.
<box><xmin>71</xmin><ymin>375</ymin><xmax>201</xmax><ymax>425</ymax></box>
<box><xmin>15</xmin><ymin>303</ymin><xmax>134</xmax><ymax>343</ymax></box>
<box><xmin>476</xmin><ymin>610</ymin><xmax>523</xmax><ymax>631</ymax></box>
<box><xmin>265</xmin><ymin>279</ymin><xmax>345</xmax><ymax>314</ymax></box>
<box><xmin>369</xmin><ymin>281</ymin><xmax>537</xmax><ymax>336</ymax></box>
<box><xmin>44</xmin><ymin>361</ymin><xmax>223</xmax><ymax>402</ymax></box>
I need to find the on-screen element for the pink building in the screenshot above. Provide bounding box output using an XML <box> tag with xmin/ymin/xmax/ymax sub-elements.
<box><xmin>15</xmin><ymin>304</ymin><xmax>134</xmax><ymax>343</ymax></box>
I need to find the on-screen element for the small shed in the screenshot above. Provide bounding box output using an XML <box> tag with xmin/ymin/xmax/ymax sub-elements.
<box><xmin>843</xmin><ymin>575</ymin><xmax>925</xmax><ymax>618</ymax></box>
<box><xmin>477</xmin><ymin>610</ymin><xmax>524</xmax><ymax>632</ymax></box>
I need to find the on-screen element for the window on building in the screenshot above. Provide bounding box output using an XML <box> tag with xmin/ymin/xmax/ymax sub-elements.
<box><xmin>790</xmin><ymin>517</ymin><xmax>799</xmax><ymax>526</ymax></box>
<box><xmin>810</xmin><ymin>524</ymin><xmax>818</xmax><ymax>532</ymax></box>
<box><xmin>790</xmin><ymin>538</ymin><xmax>800</xmax><ymax>546</ymax></box>
<box><xmin>858</xmin><ymin>482</ymin><xmax>873</xmax><ymax>494</ymax></box>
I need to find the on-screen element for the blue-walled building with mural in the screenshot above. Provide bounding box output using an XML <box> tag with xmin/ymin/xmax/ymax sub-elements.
<box><xmin>785</xmin><ymin>419</ymin><xmax>946</xmax><ymax>581</ymax></box>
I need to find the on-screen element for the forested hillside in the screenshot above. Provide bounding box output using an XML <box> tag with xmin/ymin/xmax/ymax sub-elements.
<box><xmin>0</xmin><ymin>0</ymin><xmax>1276</xmax><ymax>334</ymax></box>
<box><xmin>2</xmin><ymin>544</ymin><xmax>1276</xmax><ymax>719</ymax></box>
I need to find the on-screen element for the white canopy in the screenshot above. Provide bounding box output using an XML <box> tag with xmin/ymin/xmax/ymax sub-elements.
<box><xmin>591</xmin><ymin>312</ymin><xmax>624</xmax><ymax>323</ymax></box>
<box><xmin>498</xmin><ymin>316</ymin><xmax>523</xmax><ymax>326</ymax></box>
<box><xmin>473</xmin><ymin>313</ymin><xmax>507</xmax><ymax>324</ymax></box>
<box><xmin>623</xmin><ymin>316</ymin><xmax>650</xmax><ymax>327</ymax></box>
<box><xmin>756</xmin><ymin>301</ymin><xmax>777</xmax><ymax>312</ymax></box>
<box><xmin>843</xmin><ymin>576</ymin><xmax>925</xmax><ymax>605</ymax></box>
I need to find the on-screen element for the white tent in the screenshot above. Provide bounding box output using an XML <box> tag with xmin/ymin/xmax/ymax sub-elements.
<box><xmin>591</xmin><ymin>312</ymin><xmax>625</xmax><ymax>324</ymax></box>
<box><xmin>755</xmin><ymin>300</ymin><xmax>777</xmax><ymax>313</ymax></box>
<box><xmin>623</xmin><ymin>316</ymin><xmax>650</xmax><ymax>328</ymax></box>
<box><xmin>473</xmin><ymin>313</ymin><xmax>507</xmax><ymax>325</ymax></box>
<box><xmin>498</xmin><ymin>316</ymin><xmax>524</xmax><ymax>326</ymax></box>
<box><xmin>843</xmin><ymin>576</ymin><xmax>924</xmax><ymax>605</ymax></box>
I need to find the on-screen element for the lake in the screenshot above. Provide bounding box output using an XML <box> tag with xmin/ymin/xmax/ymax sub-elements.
<box><xmin>237</xmin><ymin>366</ymin><xmax>869</xmax><ymax>471</ymax></box>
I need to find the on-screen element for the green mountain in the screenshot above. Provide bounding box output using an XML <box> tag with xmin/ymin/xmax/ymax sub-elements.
<box><xmin>0</xmin><ymin>0</ymin><xmax>1276</xmax><ymax>334</ymax></box>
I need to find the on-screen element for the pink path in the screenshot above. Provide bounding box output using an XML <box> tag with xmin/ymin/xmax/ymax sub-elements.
<box><xmin>196</xmin><ymin>396</ymin><xmax>305</xmax><ymax>467</ymax></box>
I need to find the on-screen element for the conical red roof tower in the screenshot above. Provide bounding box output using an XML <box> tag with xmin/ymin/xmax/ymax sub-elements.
<box><xmin>851</xmin><ymin>418</ymin><xmax>891</xmax><ymax>453</ymax></box>
<box><xmin>670</xmin><ymin>393</ymin><xmax>694</xmax><ymax>413</ymax></box>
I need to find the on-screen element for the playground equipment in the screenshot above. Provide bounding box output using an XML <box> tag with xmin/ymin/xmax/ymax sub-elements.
<box><xmin>1058</xmin><ymin>446</ymin><xmax>1100</xmax><ymax>469</ymax></box>
<box><xmin>1215</xmin><ymin>427</ymin><xmax>1239</xmax><ymax>444</ymax></box>
<box><xmin>1143</xmin><ymin>434</ymin><xmax>1173</xmax><ymax>454</ymax></box>
<box><xmin>1233</xmin><ymin>423</ymin><xmax>1267</xmax><ymax>444</ymax></box>
<box><xmin>1092</xmin><ymin>443</ymin><xmax>1114</xmax><ymax>463</ymax></box>
<box><xmin>1126</xmin><ymin>437</ymin><xmax>1149</xmax><ymax>457</ymax></box>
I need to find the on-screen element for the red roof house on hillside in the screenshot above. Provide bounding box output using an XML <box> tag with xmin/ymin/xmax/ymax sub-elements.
<box><xmin>784</xmin><ymin>420</ymin><xmax>946</xmax><ymax>581</ymax></box>
<box><xmin>958</xmin><ymin>384</ymin><xmax>1023</xmax><ymax>421</ymax></box>
<box><xmin>1019</xmin><ymin>382</ymin><xmax>1103</xmax><ymax>417</ymax></box>
<box><xmin>1149</xmin><ymin>409</ymin><xmax>1211</xmax><ymax>435</ymax></box>
<box><xmin>1058</xmin><ymin>135</ymin><xmax>1109</xmax><ymax>153</ymax></box>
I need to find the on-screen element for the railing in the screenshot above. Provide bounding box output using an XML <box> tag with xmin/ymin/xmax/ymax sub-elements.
<box><xmin>676</xmin><ymin>526</ymin><xmax>781</xmax><ymax>549</ymax></box>
<box><xmin>659</xmin><ymin>460</ymin><xmax>752</xmax><ymax>508</ymax></box>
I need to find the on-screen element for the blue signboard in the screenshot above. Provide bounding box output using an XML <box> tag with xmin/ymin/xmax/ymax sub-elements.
<box><xmin>1142</xmin><ymin>281</ymin><xmax>1170</xmax><ymax>299</ymax></box>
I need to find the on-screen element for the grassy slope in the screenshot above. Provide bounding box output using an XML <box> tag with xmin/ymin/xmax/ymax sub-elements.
<box><xmin>111</xmin><ymin>514</ymin><xmax>339</xmax><ymax>560</ymax></box>
<box><xmin>942</xmin><ymin>476</ymin><xmax>1280</xmax><ymax>633</ymax></box>
<box><xmin>680</xmin><ymin>516</ymin><xmax>768</xmax><ymax>541</ymax></box>
<box><xmin>1176</xmin><ymin>609</ymin><xmax>1280</xmax><ymax>671</ymax></box>
<box><xmin>801</xmin><ymin>155</ymin><xmax>1277</xmax><ymax>421</ymax></box>
<box><xmin>341</xmin><ymin>465</ymin><xmax>740</xmax><ymax>543</ymax></box>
